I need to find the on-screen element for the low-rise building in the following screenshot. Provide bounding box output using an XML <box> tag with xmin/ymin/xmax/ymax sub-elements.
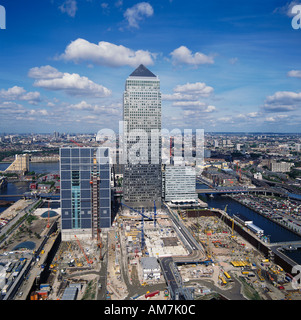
<box><xmin>140</xmin><ymin>257</ymin><xmax>161</xmax><ymax>280</ymax></box>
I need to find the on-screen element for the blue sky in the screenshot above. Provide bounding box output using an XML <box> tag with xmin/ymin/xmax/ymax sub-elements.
<box><xmin>0</xmin><ymin>0</ymin><xmax>301</xmax><ymax>133</ymax></box>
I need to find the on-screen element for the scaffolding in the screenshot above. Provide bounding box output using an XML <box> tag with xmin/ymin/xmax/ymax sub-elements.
<box><xmin>91</xmin><ymin>151</ymin><xmax>100</xmax><ymax>239</ymax></box>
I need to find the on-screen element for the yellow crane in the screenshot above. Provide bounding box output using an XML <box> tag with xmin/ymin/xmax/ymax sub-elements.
<box><xmin>206</xmin><ymin>233</ymin><xmax>211</xmax><ymax>259</ymax></box>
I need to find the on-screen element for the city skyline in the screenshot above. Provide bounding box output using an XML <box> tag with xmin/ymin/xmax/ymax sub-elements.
<box><xmin>1</xmin><ymin>1</ymin><xmax>301</xmax><ymax>133</ymax></box>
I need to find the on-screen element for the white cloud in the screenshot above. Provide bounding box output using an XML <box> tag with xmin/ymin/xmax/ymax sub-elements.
<box><xmin>247</xmin><ymin>112</ymin><xmax>259</xmax><ymax>118</ymax></box>
<box><xmin>163</xmin><ymin>81</ymin><xmax>216</xmax><ymax>117</ymax></box>
<box><xmin>0</xmin><ymin>86</ymin><xmax>26</xmax><ymax>100</ymax></box>
<box><xmin>263</xmin><ymin>91</ymin><xmax>301</xmax><ymax>112</ymax></box>
<box><xmin>124</xmin><ymin>2</ymin><xmax>154</xmax><ymax>28</ymax></box>
<box><xmin>287</xmin><ymin>70</ymin><xmax>301</xmax><ymax>78</ymax></box>
<box><xmin>174</xmin><ymin>82</ymin><xmax>214</xmax><ymax>97</ymax></box>
<box><xmin>30</xmin><ymin>66</ymin><xmax>111</xmax><ymax>97</ymax></box>
<box><xmin>163</xmin><ymin>82</ymin><xmax>214</xmax><ymax>102</ymax></box>
<box><xmin>59</xmin><ymin>0</ymin><xmax>77</xmax><ymax>17</ymax></box>
<box><xmin>28</xmin><ymin>109</ymin><xmax>49</xmax><ymax>116</ymax></box>
<box><xmin>33</xmin><ymin>72</ymin><xmax>111</xmax><ymax>97</ymax></box>
<box><xmin>58</xmin><ymin>38</ymin><xmax>155</xmax><ymax>67</ymax></box>
<box><xmin>176</xmin><ymin>102</ymin><xmax>215</xmax><ymax>113</ymax></box>
<box><xmin>229</xmin><ymin>57</ymin><xmax>238</xmax><ymax>65</ymax></box>
<box><xmin>170</xmin><ymin>46</ymin><xmax>214</xmax><ymax>66</ymax></box>
<box><xmin>173</xmin><ymin>101</ymin><xmax>206</xmax><ymax>107</ymax></box>
<box><xmin>0</xmin><ymin>86</ymin><xmax>41</xmax><ymax>104</ymax></box>
<box><xmin>162</xmin><ymin>93</ymin><xmax>196</xmax><ymax>101</ymax></box>
<box><xmin>68</xmin><ymin>100</ymin><xmax>122</xmax><ymax>115</ymax></box>
<box><xmin>115</xmin><ymin>0</ymin><xmax>123</xmax><ymax>8</ymax></box>
<box><xmin>273</xmin><ymin>1</ymin><xmax>299</xmax><ymax>17</ymax></box>
<box><xmin>265</xmin><ymin>115</ymin><xmax>289</xmax><ymax>122</ymax></box>
<box><xmin>28</xmin><ymin>65</ymin><xmax>64</xmax><ymax>79</ymax></box>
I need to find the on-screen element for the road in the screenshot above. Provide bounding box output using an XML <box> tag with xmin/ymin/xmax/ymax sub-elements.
<box><xmin>159</xmin><ymin>257</ymin><xmax>181</xmax><ymax>299</ymax></box>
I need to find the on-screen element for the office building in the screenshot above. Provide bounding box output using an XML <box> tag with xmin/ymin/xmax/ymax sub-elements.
<box><xmin>162</xmin><ymin>165</ymin><xmax>198</xmax><ymax>203</ymax></box>
<box><xmin>60</xmin><ymin>147</ymin><xmax>111</xmax><ymax>241</ymax></box>
<box><xmin>123</xmin><ymin>64</ymin><xmax>162</xmax><ymax>210</ymax></box>
<box><xmin>269</xmin><ymin>161</ymin><xmax>294</xmax><ymax>173</ymax></box>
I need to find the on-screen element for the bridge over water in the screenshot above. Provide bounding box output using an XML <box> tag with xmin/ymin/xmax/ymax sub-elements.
<box><xmin>196</xmin><ymin>187</ymin><xmax>268</xmax><ymax>194</ymax></box>
<box><xmin>196</xmin><ymin>176</ymin><xmax>288</xmax><ymax>196</ymax></box>
<box><xmin>269</xmin><ymin>241</ymin><xmax>301</xmax><ymax>251</ymax></box>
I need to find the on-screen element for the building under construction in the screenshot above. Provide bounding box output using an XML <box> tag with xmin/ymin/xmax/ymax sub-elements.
<box><xmin>59</xmin><ymin>147</ymin><xmax>112</xmax><ymax>241</ymax></box>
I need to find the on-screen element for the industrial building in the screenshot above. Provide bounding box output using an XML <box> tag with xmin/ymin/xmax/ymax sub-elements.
<box><xmin>60</xmin><ymin>147</ymin><xmax>112</xmax><ymax>241</ymax></box>
<box><xmin>122</xmin><ymin>64</ymin><xmax>162</xmax><ymax>211</ymax></box>
<box><xmin>4</xmin><ymin>154</ymin><xmax>29</xmax><ymax>174</ymax></box>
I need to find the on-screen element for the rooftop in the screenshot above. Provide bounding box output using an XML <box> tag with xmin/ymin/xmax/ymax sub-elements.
<box><xmin>129</xmin><ymin>64</ymin><xmax>156</xmax><ymax>78</ymax></box>
<box><xmin>140</xmin><ymin>256</ymin><xmax>160</xmax><ymax>270</ymax></box>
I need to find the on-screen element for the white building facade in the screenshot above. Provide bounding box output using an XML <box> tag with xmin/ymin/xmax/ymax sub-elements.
<box><xmin>162</xmin><ymin>165</ymin><xmax>198</xmax><ymax>202</ymax></box>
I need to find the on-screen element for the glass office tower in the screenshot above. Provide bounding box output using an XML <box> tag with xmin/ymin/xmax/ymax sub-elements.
<box><xmin>123</xmin><ymin>64</ymin><xmax>162</xmax><ymax>211</ymax></box>
<box><xmin>60</xmin><ymin>147</ymin><xmax>111</xmax><ymax>240</ymax></box>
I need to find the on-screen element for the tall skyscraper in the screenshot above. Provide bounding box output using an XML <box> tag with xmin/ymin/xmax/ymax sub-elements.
<box><xmin>123</xmin><ymin>64</ymin><xmax>162</xmax><ymax>211</ymax></box>
<box><xmin>60</xmin><ymin>147</ymin><xmax>111</xmax><ymax>241</ymax></box>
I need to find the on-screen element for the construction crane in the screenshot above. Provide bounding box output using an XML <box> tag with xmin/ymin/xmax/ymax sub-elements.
<box><xmin>224</xmin><ymin>204</ymin><xmax>235</xmax><ymax>237</ymax></box>
<box><xmin>235</xmin><ymin>164</ymin><xmax>242</xmax><ymax>182</ymax></box>
<box><xmin>120</xmin><ymin>202</ymin><xmax>153</xmax><ymax>252</ymax></box>
<box><xmin>74</xmin><ymin>235</ymin><xmax>93</xmax><ymax>265</ymax></box>
<box><xmin>70</xmin><ymin>139</ymin><xmax>83</xmax><ymax>147</ymax></box>
<box><xmin>47</xmin><ymin>200</ymin><xmax>50</xmax><ymax>228</ymax></box>
<box><xmin>120</xmin><ymin>202</ymin><xmax>154</xmax><ymax>221</ymax></box>
<box><xmin>231</xmin><ymin>218</ymin><xmax>235</xmax><ymax>237</ymax></box>
<box><xmin>89</xmin><ymin>150</ymin><xmax>103</xmax><ymax>262</ymax></box>
<box><xmin>153</xmin><ymin>201</ymin><xmax>157</xmax><ymax>228</ymax></box>
<box><xmin>97</xmin><ymin>228</ymin><xmax>103</xmax><ymax>261</ymax></box>
<box><xmin>91</xmin><ymin>152</ymin><xmax>101</xmax><ymax>239</ymax></box>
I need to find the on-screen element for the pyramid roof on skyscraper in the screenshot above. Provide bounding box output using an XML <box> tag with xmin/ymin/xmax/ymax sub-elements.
<box><xmin>129</xmin><ymin>64</ymin><xmax>156</xmax><ymax>77</ymax></box>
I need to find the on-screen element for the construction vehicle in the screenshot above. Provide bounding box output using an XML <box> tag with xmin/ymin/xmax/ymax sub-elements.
<box><xmin>206</xmin><ymin>232</ymin><xmax>211</xmax><ymax>259</ymax></box>
<box><xmin>69</xmin><ymin>242</ymin><xmax>83</xmax><ymax>267</ymax></box>
<box><xmin>257</xmin><ymin>268</ymin><xmax>265</xmax><ymax>282</ymax></box>
<box><xmin>219</xmin><ymin>275</ymin><xmax>227</xmax><ymax>285</ymax></box>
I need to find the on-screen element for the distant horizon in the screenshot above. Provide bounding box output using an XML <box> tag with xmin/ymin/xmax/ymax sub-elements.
<box><xmin>1</xmin><ymin>131</ymin><xmax>301</xmax><ymax>136</ymax></box>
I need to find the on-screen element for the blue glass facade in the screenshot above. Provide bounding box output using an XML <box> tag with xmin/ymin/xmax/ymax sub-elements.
<box><xmin>60</xmin><ymin>147</ymin><xmax>111</xmax><ymax>238</ymax></box>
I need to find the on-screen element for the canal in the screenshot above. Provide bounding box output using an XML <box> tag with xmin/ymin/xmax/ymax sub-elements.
<box><xmin>197</xmin><ymin>183</ymin><xmax>301</xmax><ymax>265</ymax></box>
<box><xmin>0</xmin><ymin>162</ymin><xmax>59</xmax><ymax>214</ymax></box>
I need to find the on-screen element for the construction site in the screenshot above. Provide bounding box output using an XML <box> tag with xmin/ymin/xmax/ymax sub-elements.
<box><xmin>1</xmin><ymin>194</ymin><xmax>301</xmax><ymax>300</ymax></box>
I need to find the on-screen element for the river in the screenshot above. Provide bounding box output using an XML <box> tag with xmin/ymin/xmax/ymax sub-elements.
<box><xmin>197</xmin><ymin>183</ymin><xmax>301</xmax><ymax>265</ymax></box>
<box><xmin>0</xmin><ymin>162</ymin><xmax>59</xmax><ymax>174</ymax></box>
<box><xmin>0</xmin><ymin>161</ymin><xmax>59</xmax><ymax>214</ymax></box>
<box><xmin>1</xmin><ymin>164</ymin><xmax>301</xmax><ymax>264</ymax></box>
